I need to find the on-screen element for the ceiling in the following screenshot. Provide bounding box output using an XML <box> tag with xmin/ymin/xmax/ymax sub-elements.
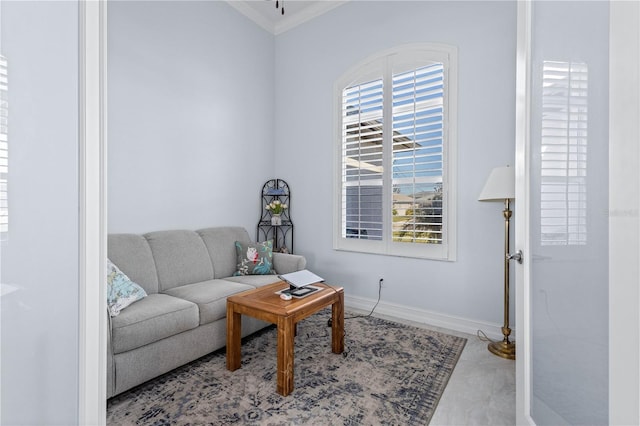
<box><xmin>226</xmin><ymin>0</ymin><xmax>349</xmax><ymax>35</ymax></box>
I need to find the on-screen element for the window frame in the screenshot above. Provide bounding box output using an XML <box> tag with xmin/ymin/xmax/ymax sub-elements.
<box><xmin>333</xmin><ymin>43</ymin><xmax>458</xmax><ymax>260</ymax></box>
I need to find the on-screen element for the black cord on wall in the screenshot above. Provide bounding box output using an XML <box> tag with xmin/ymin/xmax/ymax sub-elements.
<box><xmin>327</xmin><ymin>278</ymin><xmax>383</xmax><ymax>327</ymax></box>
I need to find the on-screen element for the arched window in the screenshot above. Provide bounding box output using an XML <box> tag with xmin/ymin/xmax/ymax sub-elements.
<box><xmin>333</xmin><ymin>44</ymin><xmax>457</xmax><ymax>260</ymax></box>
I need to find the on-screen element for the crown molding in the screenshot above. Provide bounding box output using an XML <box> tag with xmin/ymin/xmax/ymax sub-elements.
<box><xmin>226</xmin><ymin>1</ymin><xmax>349</xmax><ymax>35</ymax></box>
<box><xmin>274</xmin><ymin>1</ymin><xmax>348</xmax><ymax>35</ymax></box>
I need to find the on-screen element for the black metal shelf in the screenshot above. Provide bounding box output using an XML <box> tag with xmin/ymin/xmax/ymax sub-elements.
<box><xmin>256</xmin><ymin>179</ymin><xmax>293</xmax><ymax>253</ymax></box>
<box><xmin>258</xmin><ymin>221</ymin><xmax>293</xmax><ymax>226</ymax></box>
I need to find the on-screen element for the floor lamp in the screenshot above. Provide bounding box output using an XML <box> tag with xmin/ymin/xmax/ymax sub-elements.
<box><xmin>478</xmin><ymin>166</ymin><xmax>516</xmax><ymax>360</ymax></box>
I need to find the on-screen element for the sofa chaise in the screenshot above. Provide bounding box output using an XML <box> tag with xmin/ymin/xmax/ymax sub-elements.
<box><xmin>107</xmin><ymin>226</ymin><xmax>306</xmax><ymax>398</ymax></box>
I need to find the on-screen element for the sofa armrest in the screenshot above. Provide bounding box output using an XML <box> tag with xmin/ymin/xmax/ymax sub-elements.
<box><xmin>273</xmin><ymin>252</ymin><xmax>306</xmax><ymax>274</ymax></box>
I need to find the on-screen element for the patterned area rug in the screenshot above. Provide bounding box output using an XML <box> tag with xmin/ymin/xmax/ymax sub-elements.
<box><xmin>107</xmin><ymin>311</ymin><xmax>467</xmax><ymax>425</ymax></box>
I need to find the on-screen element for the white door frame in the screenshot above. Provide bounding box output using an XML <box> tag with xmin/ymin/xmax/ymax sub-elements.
<box><xmin>514</xmin><ymin>0</ymin><xmax>532</xmax><ymax>424</ymax></box>
<box><xmin>78</xmin><ymin>1</ymin><xmax>107</xmax><ymax>424</ymax></box>
<box><xmin>608</xmin><ymin>1</ymin><xmax>640</xmax><ymax>424</ymax></box>
<box><xmin>515</xmin><ymin>1</ymin><xmax>640</xmax><ymax>425</ymax></box>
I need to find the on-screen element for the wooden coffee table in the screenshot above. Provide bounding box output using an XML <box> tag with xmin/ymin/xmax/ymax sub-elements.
<box><xmin>226</xmin><ymin>281</ymin><xmax>344</xmax><ymax>396</ymax></box>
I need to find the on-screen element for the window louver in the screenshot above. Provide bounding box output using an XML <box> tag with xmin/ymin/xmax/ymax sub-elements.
<box><xmin>540</xmin><ymin>61</ymin><xmax>588</xmax><ymax>246</ymax></box>
<box><xmin>342</xmin><ymin>78</ymin><xmax>384</xmax><ymax>240</ymax></box>
<box><xmin>391</xmin><ymin>64</ymin><xmax>444</xmax><ymax>244</ymax></box>
<box><xmin>0</xmin><ymin>56</ymin><xmax>8</xmax><ymax>234</ymax></box>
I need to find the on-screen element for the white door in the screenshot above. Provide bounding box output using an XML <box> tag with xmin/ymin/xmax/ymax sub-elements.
<box><xmin>515</xmin><ymin>1</ymin><xmax>640</xmax><ymax>425</ymax></box>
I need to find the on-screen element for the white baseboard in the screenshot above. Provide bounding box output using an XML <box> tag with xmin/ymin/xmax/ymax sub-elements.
<box><xmin>344</xmin><ymin>294</ymin><xmax>512</xmax><ymax>342</ymax></box>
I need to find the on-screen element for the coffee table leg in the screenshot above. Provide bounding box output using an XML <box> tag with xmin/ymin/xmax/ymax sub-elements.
<box><xmin>332</xmin><ymin>291</ymin><xmax>345</xmax><ymax>354</ymax></box>
<box><xmin>277</xmin><ymin>315</ymin><xmax>295</xmax><ymax>396</ymax></box>
<box><xmin>226</xmin><ymin>301</ymin><xmax>242</xmax><ymax>371</ymax></box>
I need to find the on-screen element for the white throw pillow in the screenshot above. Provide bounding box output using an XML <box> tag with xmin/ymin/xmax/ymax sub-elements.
<box><xmin>107</xmin><ymin>259</ymin><xmax>147</xmax><ymax>317</ymax></box>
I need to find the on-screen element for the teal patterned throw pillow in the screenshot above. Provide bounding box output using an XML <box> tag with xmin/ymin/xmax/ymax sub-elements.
<box><xmin>107</xmin><ymin>259</ymin><xmax>147</xmax><ymax>317</ymax></box>
<box><xmin>234</xmin><ymin>240</ymin><xmax>276</xmax><ymax>276</ymax></box>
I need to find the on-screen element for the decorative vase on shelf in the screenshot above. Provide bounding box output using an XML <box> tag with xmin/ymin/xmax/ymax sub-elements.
<box><xmin>271</xmin><ymin>214</ymin><xmax>282</xmax><ymax>226</ymax></box>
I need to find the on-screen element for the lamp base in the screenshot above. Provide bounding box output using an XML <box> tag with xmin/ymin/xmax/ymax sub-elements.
<box><xmin>488</xmin><ymin>340</ymin><xmax>516</xmax><ymax>360</ymax></box>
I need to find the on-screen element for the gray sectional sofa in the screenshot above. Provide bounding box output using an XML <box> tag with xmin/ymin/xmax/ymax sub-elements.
<box><xmin>106</xmin><ymin>226</ymin><xmax>306</xmax><ymax>398</ymax></box>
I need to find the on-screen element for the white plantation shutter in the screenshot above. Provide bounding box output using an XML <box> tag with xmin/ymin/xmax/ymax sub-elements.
<box><xmin>0</xmin><ymin>56</ymin><xmax>7</xmax><ymax>234</ymax></box>
<box><xmin>342</xmin><ymin>79</ymin><xmax>384</xmax><ymax>240</ymax></box>
<box><xmin>391</xmin><ymin>64</ymin><xmax>444</xmax><ymax>244</ymax></box>
<box><xmin>540</xmin><ymin>61</ymin><xmax>588</xmax><ymax>246</ymax></box>
<box><xmin>336</xmin><ymin>44</ymin><xmax>457</xmax><ymax>260</ymax></box>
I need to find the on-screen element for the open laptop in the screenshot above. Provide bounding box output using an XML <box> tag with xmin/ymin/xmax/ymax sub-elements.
<box><xmin>278</xmin><ymin>269</ymin><xmax>324</xmax><ymax>297</ymax></box>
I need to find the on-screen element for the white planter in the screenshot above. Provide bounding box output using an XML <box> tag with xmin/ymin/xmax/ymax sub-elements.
<box><xmin>271</xmin><ymin>215</ymin><xmax>282</xmax><ymax>226</ymax></box>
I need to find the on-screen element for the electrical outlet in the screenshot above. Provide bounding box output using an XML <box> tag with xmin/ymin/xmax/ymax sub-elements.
<box><xmin>379</xmin><ymin>278</ymin><xmax>384</xmax><ymax>286</ymax></box>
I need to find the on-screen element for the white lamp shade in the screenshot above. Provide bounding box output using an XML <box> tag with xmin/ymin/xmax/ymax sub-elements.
<box><xmin>478</xmin><ymin>166</ymin><xmax>515</xmax><ymax>201</ymax></box>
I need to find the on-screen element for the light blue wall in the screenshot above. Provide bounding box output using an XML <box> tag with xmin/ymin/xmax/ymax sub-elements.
<box><xmin>108</xmin><ymin>1</ymin><xmax>275</xmax><ymax>234</ymax></box>
<box><xmin>1</xmin><ymin>1</ymin><xmax>80</xmax><ymax>424</ymax></box>
<box><xmin>109</xmin><ymin>0</ymin><xmax>519</xmax><ymax>326</ymax></box>
<box><xmin>274</xmin><ymin>1</ymin><xmax>517</xmax><ymax>324</ymax></box>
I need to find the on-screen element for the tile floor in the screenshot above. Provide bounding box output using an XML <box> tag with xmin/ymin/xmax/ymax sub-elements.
<box><xmin>373</xmin><ymin>313</ymin><xmax>516</xmax><ymax>425</ymax></box>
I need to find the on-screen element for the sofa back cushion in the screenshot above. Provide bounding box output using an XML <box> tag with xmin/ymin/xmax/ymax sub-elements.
<box><xmin>197</xmin><ymin>227</ymin><xmax>251</xmax><ymax>279</ymax></box>
<box><xmin>144</xmin><ymin>230</ymin><xmax>214</xmax><ymax>291</ymax></box>
<box><xmin>108</xmin><ymin>234</ymin><xmax>159</xmax><ymax>295</ymax></box>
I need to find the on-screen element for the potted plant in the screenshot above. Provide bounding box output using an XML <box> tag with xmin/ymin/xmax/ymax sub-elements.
<box><xmin>266</xmin><ymin>200</ymin><xmax>288</xmax><ymax>225</ymax></box>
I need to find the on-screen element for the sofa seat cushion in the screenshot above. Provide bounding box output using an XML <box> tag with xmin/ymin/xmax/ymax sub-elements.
<box><xmin>163</xmin><ymin>280</ymin><xmax>254</xmax><ymax>325</ymax></box>
<box><xmin>222</xmin><ymin>275</ymin><xmax>284</xmax><ymax>288</ymax></box>
<box><xmin>111</xmin><ymin>294</ymin><xmax>199</xmax><ymax>354</ymax></box>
